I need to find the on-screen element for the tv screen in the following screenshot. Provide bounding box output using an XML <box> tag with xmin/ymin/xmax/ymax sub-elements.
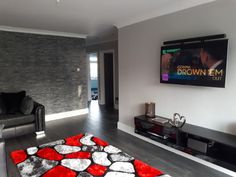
<box><xmin>160</xmin><ymin>39</ymin><xmax>228</xmax><ymax>87</ymax></box>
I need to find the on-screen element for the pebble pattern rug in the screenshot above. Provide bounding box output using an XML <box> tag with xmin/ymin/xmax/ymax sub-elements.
<box><xmin>11</xmin><ymin>133</ymin><xmax>171</xmax><ymax>177</ymax></box>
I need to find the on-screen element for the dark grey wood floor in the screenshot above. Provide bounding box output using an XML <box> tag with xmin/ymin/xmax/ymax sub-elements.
<box><xmin>5</xmin><ymin>101</ymin><xmax>230</xmax><ymax>177</ymax></box>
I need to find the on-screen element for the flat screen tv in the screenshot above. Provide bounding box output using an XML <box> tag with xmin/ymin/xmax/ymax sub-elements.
<box><xmin>160</xmin><ymin>39</ymin><xmax>228</xmax><ymax>88</ymax></box>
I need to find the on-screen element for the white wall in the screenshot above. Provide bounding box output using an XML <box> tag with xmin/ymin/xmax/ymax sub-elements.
<box><xmin>119</xmin><ymin>0</ymin><xmax>236</xmax><ymax>135</ymax></box>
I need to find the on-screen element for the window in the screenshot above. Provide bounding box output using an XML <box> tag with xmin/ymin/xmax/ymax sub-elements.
<box><xmin>89</xmin><ymin>54</ymin><xmax>98</xmax><ymax>80</ymax></box>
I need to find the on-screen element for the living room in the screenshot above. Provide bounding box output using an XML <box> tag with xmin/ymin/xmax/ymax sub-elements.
<box><xmin>1</xmin><ymin>0</ymin><xmax>236</xmax><ymax>177</ymax></box>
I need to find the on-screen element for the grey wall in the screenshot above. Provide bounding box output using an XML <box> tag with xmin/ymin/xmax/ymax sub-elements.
<box><xmin>0</xmin><ymin>31</ymin><xmax>87</xmax><ymax>114</ymax></box>
<box><xmin>119</xmin><ymin>0</ymin><xmax>236</xmax><ymax>135</ymax></box>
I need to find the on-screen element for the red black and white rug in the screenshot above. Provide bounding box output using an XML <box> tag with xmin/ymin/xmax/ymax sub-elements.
<box><xmin>11</xmin><ymin>133</ymin><xmax>171</xmax><ymax>177</ymax></box>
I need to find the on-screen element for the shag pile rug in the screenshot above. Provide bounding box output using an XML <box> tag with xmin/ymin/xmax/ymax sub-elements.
<box><xmin>11</xmin><ymin>133</ymin><xmax>171</xmax><ymax>177</ymax></box>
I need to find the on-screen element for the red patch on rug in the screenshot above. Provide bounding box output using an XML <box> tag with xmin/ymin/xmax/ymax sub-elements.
<box><xmin>37</xmin><ymin>147</ymin><xmax>63</xmax><ymax>161</ymax></box>
<box><xmin>134</xmin><ymin>160</ymin><xmax>163</xmax><ymax>177</ymax></box>
<box><xmin>11</xmin><ymin>150</ymin><xmax>28</xmax><ymax>164</ymax></box>
<box><xmin>87</xmin><ymin>164</ymin><xmax>107</xmax><ymax>176</ymax></box>
<box><xmin>65</xmin><ymin>152</ymin><xmax>91</xmax><ymax>159</ymax></box>
<box><xmin>92</xmin><ymin>137</ymin><xmax>109</xmax><ymax>146</ymax></box>
<box><xmin>65</xmin><ymin>134</ymin><xmax>84</xmax><ymax>146</ymax></box>
<box><xmin>10</xmin><ymin>133</ymin><xmax>169</xmax><ymax>177</ymax></box>
<box><xmin>42</xmin><ymin>165</ymin><xmax>77</xmax><ymax>177</ymax></box>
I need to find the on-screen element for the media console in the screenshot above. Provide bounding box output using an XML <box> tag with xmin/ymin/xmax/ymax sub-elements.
<box><xmin>134</xmin><ymin>115</ymin><xmax>236</xmax><ymax>172</ymax></box>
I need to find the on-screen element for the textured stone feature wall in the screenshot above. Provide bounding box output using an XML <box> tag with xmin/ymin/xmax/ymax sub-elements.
<box><xmin>0</xmin><ymin>31</ymin><xmax>87</xmax><ymax>114</ymax></box>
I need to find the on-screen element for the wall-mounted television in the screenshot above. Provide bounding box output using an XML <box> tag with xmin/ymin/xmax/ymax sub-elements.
<box><xmin>160</xmin><ymin>39</ymin><xmax>228</xmax><ymax>88</ymax></box>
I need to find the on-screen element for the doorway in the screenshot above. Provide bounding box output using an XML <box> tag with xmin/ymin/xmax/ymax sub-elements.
<box><xmin>88</xmin><ymin>50</ymin><xmax>117</xmax><ymax>110</ymax></box>
<box><xmin>87</xmin><ymin>50</ymin><xmax>118</xmax><ymax>121</ymax></box>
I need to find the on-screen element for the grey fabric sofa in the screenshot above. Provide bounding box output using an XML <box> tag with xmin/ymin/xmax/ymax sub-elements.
<box><xmin>0</xmin><ymin>91</ymin><xmax>45</xmax><ymax>139</ymax></box>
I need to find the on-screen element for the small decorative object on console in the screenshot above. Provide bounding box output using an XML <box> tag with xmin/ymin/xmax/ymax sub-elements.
<box><xmin>168</xmin><ymin>113</ymin><xmax>186</xmax><ymax>128</ymax></box>
<box><xmin>145</xmin><ymin>102</ymin><xmax>155</xmax><ymax>118</ymax></box>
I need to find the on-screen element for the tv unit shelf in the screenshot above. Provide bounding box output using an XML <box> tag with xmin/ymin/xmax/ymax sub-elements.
<box><xmin>134</xmin><ymin>115</ymin><xmax>236</xmax><ymax>172</ymax></box>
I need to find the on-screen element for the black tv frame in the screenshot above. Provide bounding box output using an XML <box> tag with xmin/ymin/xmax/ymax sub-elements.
<box><xmin>160</xmin><ymin>34</ymin><xmax>228</xmax><ymax>88</ymax></box>
<box><xmin>163</xmin><ymin>34</ymin><xmax>226</xmax><ymax>45</ymax></box>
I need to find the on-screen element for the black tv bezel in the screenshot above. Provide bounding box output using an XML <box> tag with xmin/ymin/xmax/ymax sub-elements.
<box><xmin>160</xmin><ymin>39</ymin><xmax>228</xmax><ymax>88</ymax></box>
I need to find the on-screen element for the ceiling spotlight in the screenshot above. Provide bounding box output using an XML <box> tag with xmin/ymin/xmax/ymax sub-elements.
<box><xmin>56</xmin><ymin>0</ymin><xmax>60</xmax><ymax>3</ymax></box>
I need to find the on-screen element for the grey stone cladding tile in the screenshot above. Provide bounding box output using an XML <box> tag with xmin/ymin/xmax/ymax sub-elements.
<box><xmin>0</xmin><ymin>31</ymin><xmax>88</xmax><ymax>114</ymax></box>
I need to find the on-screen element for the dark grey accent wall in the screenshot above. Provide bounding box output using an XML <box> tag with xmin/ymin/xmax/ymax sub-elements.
<box><xmin>0</xmin><ymin>31</ymin><xmax>87</xmax><ymax>114</ymax></box>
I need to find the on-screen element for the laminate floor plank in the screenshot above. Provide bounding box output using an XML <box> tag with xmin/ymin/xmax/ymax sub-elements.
<box><xmin>5</xmin><ymin>102</ymin><xmax>230</xmax><ymax>177</ymax></box>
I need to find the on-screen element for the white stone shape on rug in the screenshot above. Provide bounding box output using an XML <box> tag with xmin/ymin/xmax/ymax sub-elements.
<box><xmin>80</xmin><ymin>133</ymin><xmax>96</xmax><ymax>146</ymax></box>
<box><xmin>109</xmin><ymin>162</ymin><xmax>135</xmax><ymax>173</ymax></box>
<box><xmin>26</xmin><ymin>147</ymin><xmax>38</xmax><ymax>155</ymax></box>
<box><xmin>92</xmin><ymin>152</ymin><xmax>111</xmax><ymax>166</ymax></box>
<box><xmin>77</xmin><ymin>172</ymin><xmax>93</xmax><ymax>177</ymax></box>
<box><xmin>160</xmin><ymin>175</ymin><xmax>172</xmax><ymax>177</ymax></box>
<box><xmin>17</xmin><ymin>156</ymin><xmax>58</xmax><ymax>177</ymax></box>
<box><xmin>110</xmin><ymin>152</ymin><xmax>134</xmax><ymax>162</ymax></box>
<box><xmin>61</xmin><ymin>159</ymin><xmax>91</xmax><ymax>171</ymax></box>
<box><xmin>104</xmin><ymin>145</ymin><xmax>121</xmax><ymax>154</ymax></box>
<box><xmin>104</xmin><ymin>172</ymin><xmax>135</xmax><ymax>177</ymax></box>
<box><xmin>82</xmin><ymin>145</ymin><xmax>103</xmax><ymax>152</ymax></box>
<box><xmin>39</xmin><ymin>139</ymin><xmax>65</xmax><ymax>148</ymax></box>
<box><xmin>54</xmin><ymin>145</ymin><xmax>81</xmax><ymax>154</ymax></box>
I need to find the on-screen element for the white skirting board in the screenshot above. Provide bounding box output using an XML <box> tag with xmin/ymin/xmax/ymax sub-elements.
<box><xmin>45</xmin><ymin>108</ymin><xmax>89</xmax><ymax>122</ymax></box>
<box><xmin>117</xmin><ymin>122</ymin><xmax>236</xmax><ymax>177</ymax></box>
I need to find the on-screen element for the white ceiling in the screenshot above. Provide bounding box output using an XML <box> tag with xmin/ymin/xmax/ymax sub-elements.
<box><xmin>0</xmin><ymin>0</ymin><xmax>215</xmax><ymax>38</ymax></box>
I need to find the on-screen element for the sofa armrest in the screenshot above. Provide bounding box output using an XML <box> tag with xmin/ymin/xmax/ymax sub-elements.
<box><xmin>0</xmin><ymin>140</ymin><xmax>7</xmax><ymax>177</ymax></box>
<box><xmin>0</xmin><ymin>124</ymin><xmax>4</xmax><ymax>139</ymax></box>
<box><xmin>32</xmin><ymin>102</ymin><xmax>45</xmax><ymax>132</ymax></box>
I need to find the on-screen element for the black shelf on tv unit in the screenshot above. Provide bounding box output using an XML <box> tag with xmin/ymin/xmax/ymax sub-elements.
<box><xmin>134</xmin><ymin>115</ymin><xmax>236</xmax><ymax>172</ymax></box>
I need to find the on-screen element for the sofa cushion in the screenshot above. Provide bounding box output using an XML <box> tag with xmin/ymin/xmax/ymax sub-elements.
<box><xmin>0</xmin><ymin>114</ymin><xmax>35</xmax><ymax>128</ymax></box>
<box><xmin>0</xmin><ymin>96</ymin><xmax>6</xmax><ymax>115</ymax></box>
<box><xmin>20</xmin><ymin>96</ymin><xmax>34</xmax><ymax>115</ymax></box>
<box><xmin>1</xmin><ymin>91</ymin><xmax>26</xmax><ymax>114</ymax></box>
